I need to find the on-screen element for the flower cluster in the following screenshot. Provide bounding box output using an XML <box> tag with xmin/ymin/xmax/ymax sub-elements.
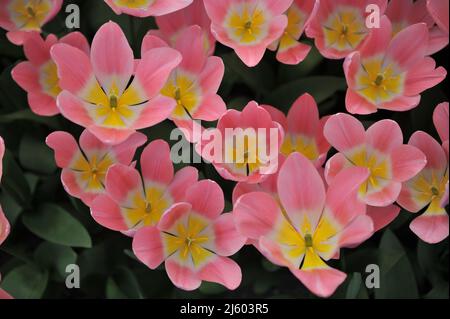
<box><xmin>0</xmin><ymin>0</ymin><xmax>448</xmax><ymax>298</ymax></box>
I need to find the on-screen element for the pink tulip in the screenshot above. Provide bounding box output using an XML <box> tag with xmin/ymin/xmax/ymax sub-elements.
<box><xmin>324</xmin><ymin>113</ymin><xmax>427</xmax><ymax>208</ymax></box>
<box><xmin>90</xmin><ymin>140</ymin><xmax>198</xmax><ymax>233</ymax></box>
<box><xmin>46</xmin><ymin>129</ymin><xmax>147</xmax><ymax>206</ymax></box>
<box><xmin>142</xmin><ymin>26</ymin><xmax>226</xmax><ymax>143</ymax></box>
<box><xmin>0</xmin><ymin>0</ymin><xmax>62</xmax><ymax>45</ymax></box>
<box><xmin>433</xmin><ymin>102</ymin><xmax>449</xmax><ymax>208</ymax></box>
<box><xmin>305</xmin><ymin>0</ymin><xmax>387</xmax><ymax>59</ymax></box>
<box><xmin>262</xmin><ymin>93</ymin><xmax>330</xmax><ymax>167</ymax></box>
<box><xmin>344</xmin><ymin>17</ymin><xmax>447</xmax><ymax>114</ymax></box>
<box><xmin>397</xmin><ymin>131</ymin><xmax>448</xmax><ymax>244</ymax></box>
<box><xmin>133</xmin><ymin>179</ymin><xmax>246</xmax><ymax>291</ymax></box>
<box><xmin>196</xmin><ymin>101</ymin><xmax>284</xmax><ymax>184</ymax></box>
<box><xmin>12</xmin><ymin>32</ymin><xmax>89</xmax><ymax>116</ymax></box>
<box><xmin>386</xmin><ymin>0</ymin><xmax>448</xmax><ymax>55</ymax></box>
<box><xmin>104</xmin><ymin>0</ymin><xmax>192</xmax><ymax>17</ymax></box>
<box><xmin>203</xmin><ymin>0</ymin><xmax>293</xmax><ymax>67</ymax></box>
<box><xmin>268</xmin><ymin>0</ymin><xmax>315</xmax><ymax>65</ymax></box>
<box><xmin>233</xmin><ymin>152</ymin><xmax>374</xmax><ymax>297</ymax></box>
<box><xmin>51</xmin><ymin>21</ymin><xmax>181</xmax><ymax>145</ymax></box>
<box><xmin>427</xmin><ymin>0</ymin><xmax>449</xmax><ymax>36</ymax></box>
<box><xmin>153</xmin><ymin>0</ymin><xmax>215</xmax><ymax>56</ymax></box>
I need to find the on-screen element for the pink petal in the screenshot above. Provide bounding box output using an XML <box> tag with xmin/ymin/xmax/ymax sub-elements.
<box><xmin>90</xmin><ymin>21</ymin><xmax>133</xmax><ymax>94</ymax></box>
<box><xmin>11</xmin><ymin>61</ymin><xmax>40</xmax><ymax>92</ymax></box>
<box><xmin>46</xmin><ymin>131</ymin><xmax>81</xmax><ymax>168</ymax></box>
<box><xmin>404</xmin><ymin>57</ymin><xmax>447</xmax><ymax>96</ymax></box>
<box><xmin>198</xmin><ymin>255</ymin><xmax>242</xmax><ymax>290</ymax></box>
<box><xmin>27</xmin><ymin>92</ymin><xmax>58</xmax><ymax>116</ymax></box>
<box><xmin>324</xmin><ymin>153</ymin><xmax>352</xmax><ymax>185</ymax></box>
<box><xmin>141</xmin><ymin>139</ymin><xmax>174</xmax><ymax>187</ymax></box>
<box><xmin>260</xmin><ymin>105</ymin><xmax>288</xmax><ymax>131</ymax></box>
<box><xmin>410</xmin><ymin>213</ymin><xmax>449</xmax><ymax>244</ymax></box>
<box><xmin>364</xmin><ymin>181</ymin><xmax>402</xmax><ymax>207</ymax></box>
<box><xmin>192</xmin><ymin>94</ymin><xmax>226</xmax><ymax>121</ymax></box>
<box><xmin>0</xmin><ymin>206</ymin><xmax>10</xmax><ymax>246</ymax></box>
<box><xmin>199</xmin><ymin>56</ymin><xmax>225</xmax><ymax>94</ymax></box>
<box><xmin>87</xmin><ymin>126</ymin><xmax>136</xmax><ymax>145</ymax></box>
<box><xmin>287</xmin><ymin>93</ymin><xmax>320</xmax><ymax>137</ymax></box>
<box><xmin>366</xmin><ymin>205</ymin><xmax>400</xmax><ymax>232</ymax></box>
<box><xmin>132</xmin><ymin>226</ymin><xmax>166</xmax><ymax>269</ymax></box>
<box><xmin>391</xmin><ymin>145</ymin><xmax>427</xmax><ymax>182</ymax></box>
<box><xmin>105</xmin><ymin>164</ymin><xmax>144</xmax><ymax>206</ymax></box>
<box><xmin>131</xmin><ymin>95</ymin><xmax>176</xmax><ymax>130</ymax></box>
<box><xmin>174</xmin><ymin>25</ymin><xmax>207</xmax><ymax>73</ymax></box>
<box><xmin>366</xmin><ymin>119</ymin><xmax>403</xmax><ymax>153</ymax></box>
<box><xmin>185</xmin><ymin>180</ymin><xmax>224</xmax><ymax>219</ymax></box>
<box><xmin>276</xmin><ymin>41</ymin><xmax>311</xmax><ymax>65</ymax></box>
<box><xmin>60</xmin><ymin>169</ymin><xmax>97</xmax><ymax>206</ymax></box>
<box><xmin>59</xmin><ymin>31</ymin><xmax>90</xmax><ymax>55</ymax></box>
<box><xmin>409</xmin><ymin>131</ymin><xmax>447</xmax><ymax>173</ymax></box>
<box><xmin>358</xmin><ymin>15</ymin><xmax>392</xmax><ymax>57</ymax></box>
<box><xmin>165</xmin><ymin>255</ymin><xmax>202</xmax><ymax>291</ymax></box>
<box><xmin>141</xmin><ymin>34</ymin><xmax>169</xmax><ymax>54</ymax></box>
<box><xmin>433</xmin><ymin>102</ymin><xmax>449</xmax><ymax>143</ymax></box>
<box><xmin>345</xmin><ymin>89</ymin><xmax>378</xmax><ymax>114</ymax></box>
<box><xmin>167</xmin><ymin>166</ymin><xmax>199</xmax><ymax>202</ymax></box>
<box><xmin>338</xmin><ymin>215</ymin><xmax>374</xmax><ymax>247</ymax></box>
<box><xmin>22</xmin><ymin>32</ymin><xmax>52</xmax><ymax>64</ymax></box>
<box><xmin>277</xmin><ymin>152</ymin><xmax>326</xmax><ymax>232</ymax></box>
<box><xmin>233</xmin><ymin>192</ymin><xmax>281</xmax><ymax>239</ymax></box>
<box><xmin>109</xmin><ymin>132</ymin><xmax>147</xmax><ymax>164</ymax></box>
<box><xmin>158</xmin><ymin>202</ymin><xmax>192</xmax><ymax>232</ymax></box>
<box><xmin>211</xmin><ymin>213</ymin><xmax>246</xmax><ymax>256</ymax></box>
<box><xmin>290</xmin><ymin>266</ymin><xmax>347</xmax><ymax>298</ymax></box>
<box><xmin>324</xmin><ymin>113</ymin><xmax>366</xmax><ymax>156</ymax></box>
<box><xmin>427</xmin><ymin>0</ymin><xmax>449</xmax><ymax>35</ymax></box>
<box><xmin>379</xmin><ymin>95</ymin><xmax>422</xmax><ymax>112</ymax></box>
<box><xmin>90</xmin><ymin>194</ymin><xmax>128</xmax><ymax>231</ymax></box>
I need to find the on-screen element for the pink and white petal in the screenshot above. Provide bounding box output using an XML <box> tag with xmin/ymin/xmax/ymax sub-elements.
<box><xmin>325</xmin><ymin>166</ymin><xmax>370</xmax><ymax>225</ymax></box>
<box><xmin>324</xmin><ymin>153</ymin><xmax>353</xmax><ymax>185</ymax></box>
<box><xmin>337</xmin><ymin>215</ymin><xmax>374</xmax><ymax>248</ymax></box>
<box><xmin>260</xmin><ymin>105</ymin><xmax>288</xmax><ymax>131</ymax></box>
<box><xmin>158</xmin><ymin>202</ymin><xmax>192</xmax><ymax>232</ymax></box>
<box><xmin>233</xmin><ymin>192</ymin><xmax>282</xmax><ymax>239</ymax></box>
<box><xmin>59</xmin><ymin>31</ymin><xmax>90</xmax><ymax>55</ymax></box>
<box><xmin>87</xmin><ymin>126</ymin><xmax>135</xmax><ymax>145</ymax></box>
<box><xmin>277</xmin><ymin>153</ymin><xmax>326</xmax><ymax>232</ymax></box>
<box><xmin>90</xmin><ymin>21</ymin><xmax>134</xmax><ymax>94</ymax></box>
<box><xmin>90</xmin><ymin>194</ymin><xmax>129</xmax><ymax>231</ymax></box>
<box><xmin>391</xmin><ymin>145</ymin><xmax>427</xmax><ymax>182</ymax></box>
<box><xmin>110</xmin><ymin>132</ymin><xmax>147</xmax><ymax>164</ymax></box>
<box><xmin>385</xmin><ymin>23</ymin><xmax>429</xmax><ymax>70</ymax></box>
<box><xmin>277</xmin><ymin>41</ymin><xmax>311</xmax><ymax>65</ymax></box>
<box><xmin>358</xmin><ymin>16</ymin><xmax>392</xmax><ymax>57</ymax></box>
<box><xmin>141</xmin><ymin>34</ymin><xmax>169</xmax><ymax>54</ymax></box>
<box><xmin>175</xmin><ymin>25</ymin><xmax>207</xmax><ymax>73</ymax></box>
<box><xmin>105</xmin><ymin>164</ymin><xmax>144</xmax><ymax>206</ymax></box>
<box><xmin>11</xmin><ymin>62</ymin><xmax>40</xmax><ymax>92</ymax></box>
<box><xmin>132</xmin><ymin>47</ymin><xmax>182</xmax><ymax>100</ymax></box>
<box><xmin>231</xmin><ymin>182</ymin><xmax>262</xmax><ymax>204</ymax></box>
<box><xmin>343</xmin><ymin>52</ymin><xmax>361</xmax><ymax>89</ymax></box>
<box><xmin>27</xmin><ymin>92</ymin><xmax>58</xmax><ymax>116</ymax></box>
<box><xmin>0</xmin><ymin>206</ymin><xmax>10</xmax><ymax>246</ymax></box>
<box><xmin>165</xmin><ymin>255</ymin><xmax>202</xmax><ymax>291</ymax></box>
<box><xmin>409</xmin><ymin>131</ymin><xmax>447</xmax><ymax>173</ymax></box>
<box><xmin>440</xmin><ymin>182</ymin><xmax>448</xmax><ymax>208</ymax></box>
<box><xmin>132</xmin><ymin>226</ymin><xmax>166</xmax><ymax>269</ymax></box>
<box><xmin>60</xmin><ymin>169</ymin><xmax>97</xmax><ymax>206</ymax></box>
<box><xmin>22</xmin><ymin>32</ymin><xmax>52</xmax><ymax>64</ymax></box>
<box><xmin>166</xmin><ymin>166</ymin><xmax>199</xmax><ymax>202</ymax></box>
<box><xmin>46</xmin><ymin>131</ymin><xmax>81</xmax><ymax>168</ymax></box>
<box><xmin>185</xmin><ymin>180</ymin><xmax>224</xmax><ymax>219</ymax></box>
<box><xmin>140</xmin><ymin>139</ymin><xmax>174</xmax><ymax>187</ymax></box>
<box><xmin>364</xmin><ymin>181</ymin><xmax>402</xmax><ymax>207</ymax></box>
<box><xmin>198</xmin><ymin>255</ymin><xmax>242</xmax><ymax>290</ymax></box>
<box><xmin>366</xmin><ymin>205</ymin><xmax>400</xmax><ymax>232</ymax></box>
<box><xmin>192</xmin><ymin>94</ymin><xmax>226</xmax><ymax>121</ymax></box>
<box><xmin>203</xmin><ymin>0</ymin><xmax>232</xmax><ymax>23</ymax></box>
<box><xmin>290</xmin><ymin>266</ymin><xmax>347</xmax><ymax>298</ymax></box>
<box><xmin>379</xmin><ymin>95</ymin><xmax>421</xmax><ymax>112</ymax></box>
<box><xmin>366</xmin><ymin>119</ymin><xmax>403</xmax><ymax>153</ymax></box>
<box><xmin>410</xmin><ymin>212</ymin><xmax>449</xmax><ymax>244</ymax></box>
<box><xmin>433</xmin><ymin>102</ymin><xmax>449</xmax><ymax>143</ymax></box>
<box><xmin>129</xmin><ymin>95</ymin><xmax>176</xmax><ymax>130</ymax></box>
<box><xmin>404</xmin><ymin>58</ymin><xmax>447</xmax><ymax>96</ymax></box>
<box><xmin>427</xmin><ymin>0</ymin><xmax>449</xmax><ymax>35</ymax></box>
<box><xmin>345</xmin><ymin>89</ymin><xmax>378</xmax><ymax>115</ymax></box>
<box><xmin>211</xmin><ymin>213</ymin><xmax>246</xmax><ymax>256</ymax></box>
<box><xmin>145</xmin><ymin>0</ymin><xmax>193</xmax><ymax>17</ymax></box>
<box><xmin>198</xmin><ymin>56</ymin><xmax>225</xmax><ymax>94</ymax></box>
<box><xmin>287</xmin><ymin>93</ymin><xmax>320</xmax><ymax>138</ymax></box>
<box><xmin>258</xmin><ymin>236</ymin><xmax>298</xmax><ymax>268</ymax></box>
<box><xmin>323</xmin><ymin>113</ymin><xmax>366</xmax><ymax>156</ymax></box>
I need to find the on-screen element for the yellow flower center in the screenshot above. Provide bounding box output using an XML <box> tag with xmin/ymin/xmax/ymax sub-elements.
<box><xmin>40</xmin><ymin>61</ymin><xmax>61</xmax><ymax>98</ymax></box>
<box><xmin>10</xmin><ymin>0</ymin><xmax>52</xmax><ymax>31</ymax></box>
<box><xmin>161</xmin><ymin>73</ymin><xmax>199</xmax><ymax>119</ymax></box>
<box><xmin>225</xmin><ymin>3</ymin><xmax>267</xmax><ymax>44</ymax></box>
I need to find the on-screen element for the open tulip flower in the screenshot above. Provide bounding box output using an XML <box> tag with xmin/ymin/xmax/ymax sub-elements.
<box><xmin>203</xmin><ymin>0</ymin><xmax>293</xmax><ymax>67</ymax></box>
<box><xmin>133</xmin><ymin>179</ymin><xmax>246</xmax><ymax>291</ymax></box>
<box><xmin>233</xmin><ymin>153</ymin><xmax>374</xmax><ymax>297</ymax></box>
<box><xmin>46</xmin><ymin>130</ymin><xmax>147</xmax><ymax>206</ymax></box>
<box><xmin>0</xmin><ymin>0</ymin><xmax>62</xmax><ymax>45</ymax></box>
<box><xmin>305</xmin><ymin>0</ymin><xmax>387</xmax><ymax>59</ymax></box>
<box><xmin>197</xmin><ymin>101</ymin><xmax>284</xmax><ymax>184</ymax></box>
<box><xmin>386</xmin><ymin>0</ymin><xmax>448</xmax><ymax>55</ymax></box>
<box><xmin>397</xmin><ymin>131</ymin><xmax>448</xmax><ymax>244</ymax></box>
<box><xmin>268</xmin><ymin>0</ymin><xmax>315</xmax><ymax>65</ymax></box>
<box><xmin>90</xmin><ymin>139</ymin><xmax>198</xmax><ymax>233</ymax></box>
<box><xmin>344</xmin><ymin>17</ymin><xmax>447</xmax><ymax>114</ymax></box>
<box><xmin>427</xmin><ymin>0</ymin><xmax>449</xmax><ymax>37</ymax></box>
<box><xmin>142</xmin><ymin>25</ymin><xmax>226</xmax><ymax>143</ymax></box>
<box><xmin>12</xmin><ymin>31</ymin><xmax>89</xmax><ymax>116</ymax></box>
<box><xmin>104</xmin><ymin>0</ymin><xmax>193</xmax><ymax>17</ymax></box>
<box><xmin>433</xmin><ymin>102</ymin><xmax>449</xmax><ymax>208</ymax></box>
<box><xmin>262</xmin><ymin>93</ymin><xmax>330</xmax><ymax>167</ymax></box>
<box><xmin>51</xmin><ymin>21</ymin><xmax>182</xmax><ymax>145</ymax></box>
<box><xmin>153</xmin><ymin>0</ymin><xmax>215</xmax><ymax>56</ymax></box>
<box><xmin>324</xmin><ymin>113</ymin><xmax>427</xmax><ymax>208</ymax></box>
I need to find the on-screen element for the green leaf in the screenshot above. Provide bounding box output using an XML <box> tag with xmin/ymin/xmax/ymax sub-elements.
<box><xmin>0</xmin><ymin>109</ymin><xmax>60</xmax><ymax>129</ymax></box>
<box><xmin>22</xmin><ymin>203</ymin><xmax>92</xmax><ymax>248</ymax></box>
<box><xmin>263</xmin><ymin>76</ymin><xmax>346</xmax><ymax>111</ymax></box>
<box><xmin>19</xmin><ymin>134</ymin><xmax>57</xmax><ymax>174</ymax></box>
<box><xmin>417</xmin><ymin>240</ymin><xmax>448</xmax><ymax>286</ymax></box>
<box><xmin>345</xmin><ymin>273</ymin><xmax>368</xmax><ymax>299</ymax></box>
<box><xmin>375</xmin><ymin>229</ymin><xmax>419</xmax><ymax>299</ymax></box>
<box><xmin>1</xmin><ymin>151</ymin><xmax>31</xmax><ymax>206</ymax></box>
<box><xmin>0</xmin><ymin>264</ymin><xmax>48</xmax><ymax>298</ymax></box>
<box><xmin>34</xmin><ymin>242</ymin><xmax>77</xmax><ymax>279</ymax></box>
<box><xmin>106</xmin><ymin>267</ymin><xmax>143</xmax><ymax>299</ymax></box>
<box><xmin>425</xmin><ymin>282</ymin><xmax>449</xmax><ymax>299</ymax></box>
<box><xmin>199</xmin><ymin>281</ymin><xmax>227</xmax><ymax>295</ymax></box>
<box><xmin>105</xmin><ymin>277</ymin><xmax>128</xmax><ymax>299</ymax></box>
